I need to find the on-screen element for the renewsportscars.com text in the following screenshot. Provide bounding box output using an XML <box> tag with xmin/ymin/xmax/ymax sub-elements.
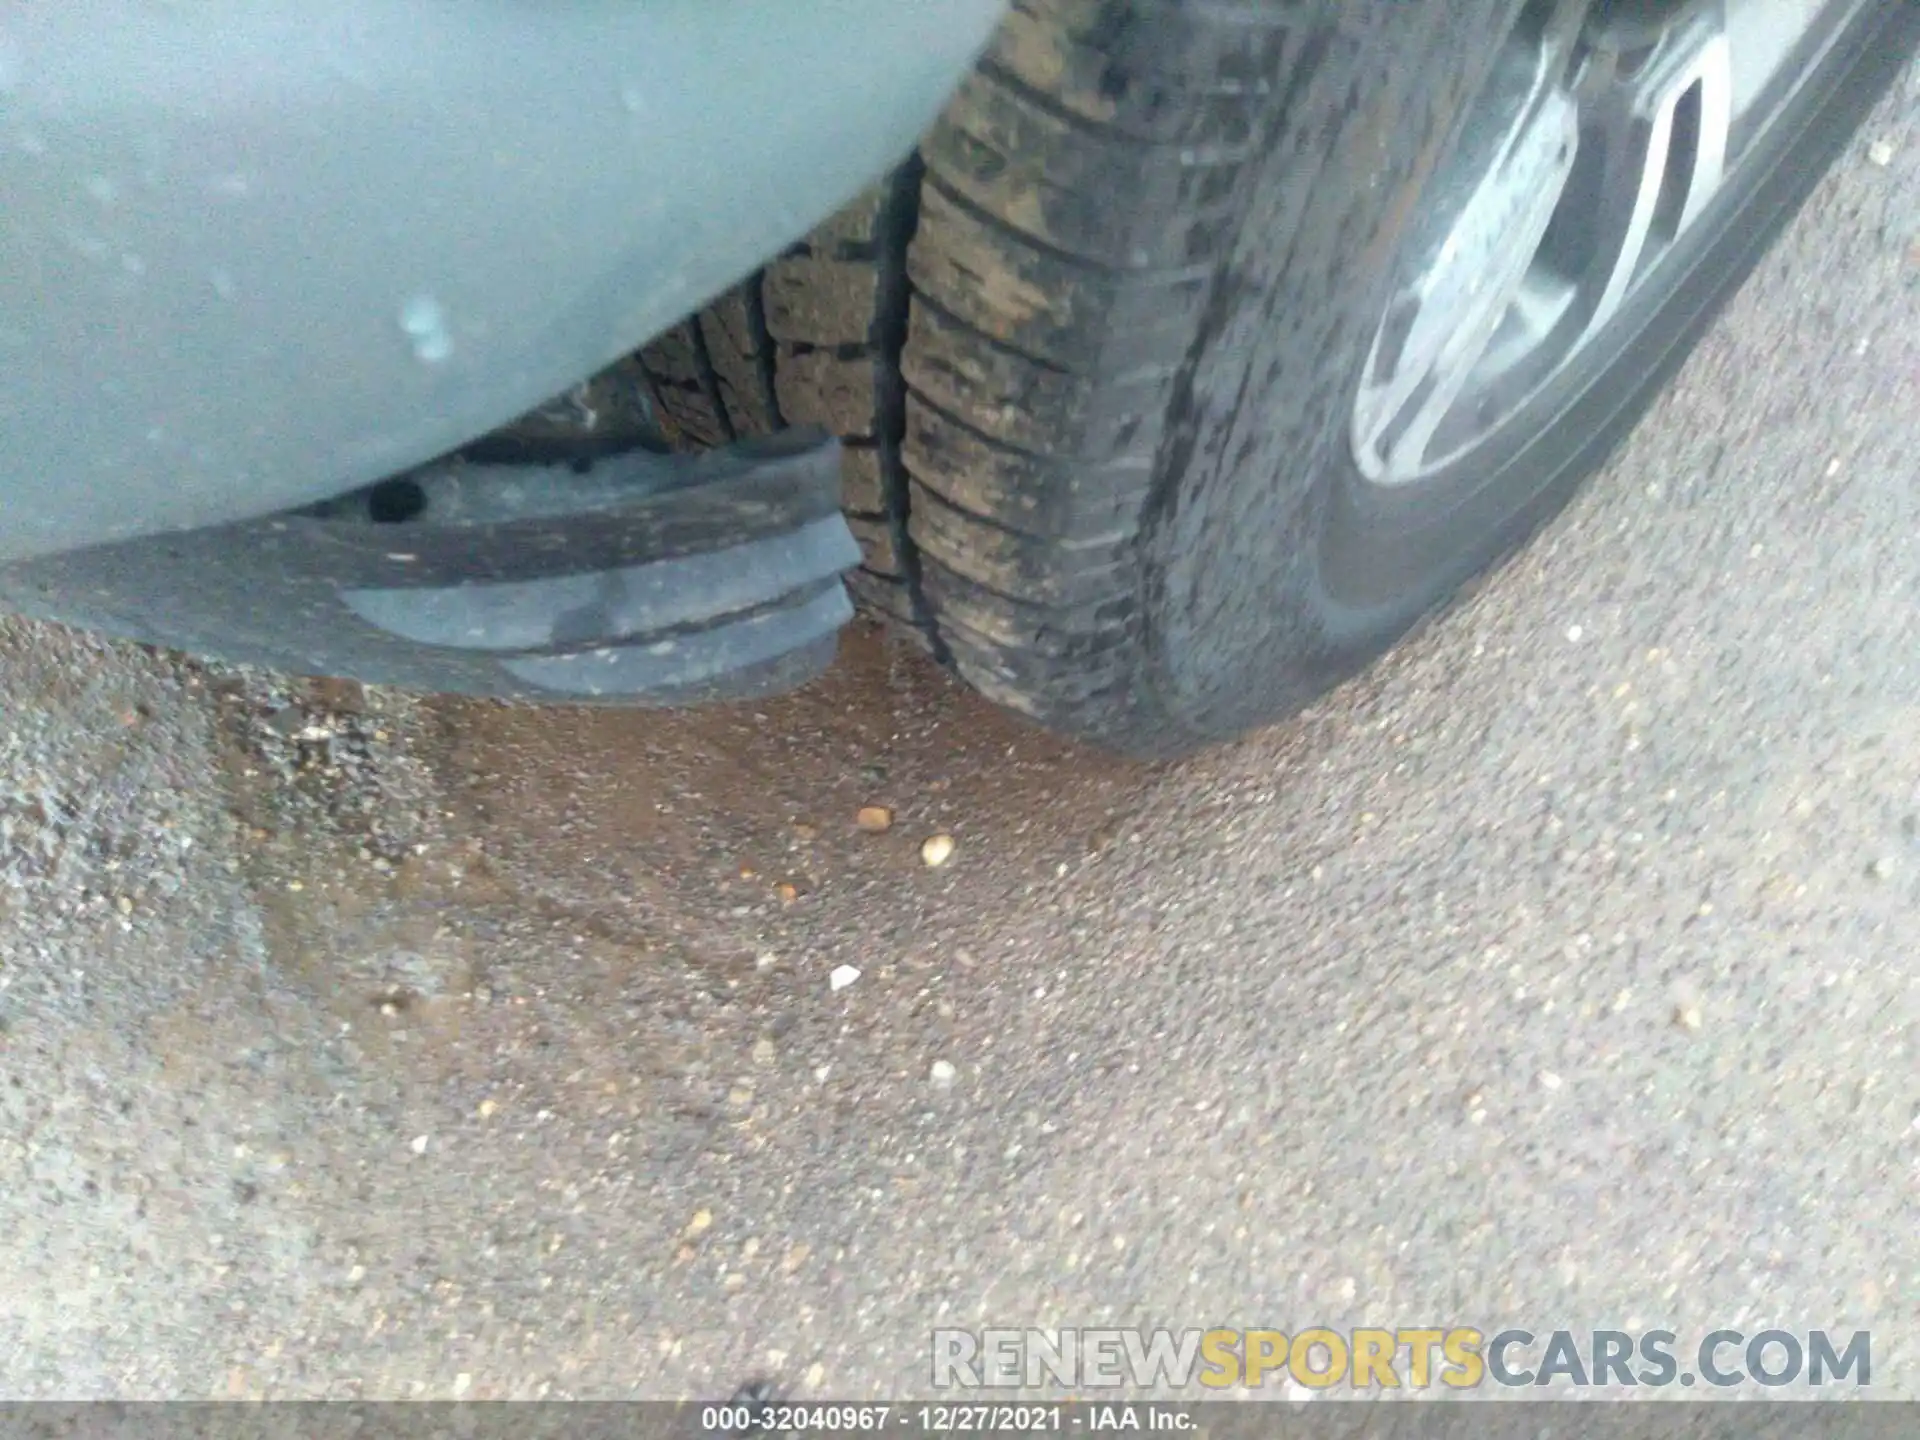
<box><xmin>930</xmin><ymin>1327</ymin><xmax>1871</xmax><ymax>1390</ymax></box>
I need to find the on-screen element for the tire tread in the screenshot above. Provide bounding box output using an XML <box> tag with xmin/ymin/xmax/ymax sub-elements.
<box><xmin>646</xmin><ymin>0</ymin><xmax>1304</xmax><ymax>747</ymax></box>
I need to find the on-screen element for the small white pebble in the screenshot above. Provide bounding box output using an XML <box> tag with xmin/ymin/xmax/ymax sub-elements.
<box><xmin>1566</xmin><ymin>624</ymin><xmax>1584</xmax><ymax>643</ymax></box>
<box><xmin>1539</xmin><ymin>1070</ymin><xmax>1563</xmax><ymax>1092</ymax></box>
<box><xmin>1867</xmin><ymin>137</ymin><xmax>1895</xmax><ymax>166</ymax></box>
<box><xmin>410</xmin><ymin>1134</ymin><xmax>430</xmax><ymax>1155</ymax></box>
<box><xmin>829</xmin><ymin>964</ymin><xmax>861</xmax><ymax>992</ymax></box>
<box><xmin>921</xmin><ymin>833</ymin><xmax>956</xmax><ymax>867</ymax></box>
<box><xmin>930</xmin><ymin>1060</ymin><xmax>958</xmax><ymax>1087</ymax></box>
<box><xmin>1674</xmin><ymin>1003</ymin><xmax>1703</xmax><ymax>1033</ymax></box>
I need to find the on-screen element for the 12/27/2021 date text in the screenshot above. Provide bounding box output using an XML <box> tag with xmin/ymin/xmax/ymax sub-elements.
<box><xmin>700</xmin><ymin>1404</ymin><xmax>1200</xmax><ymax>1434</ymax></box>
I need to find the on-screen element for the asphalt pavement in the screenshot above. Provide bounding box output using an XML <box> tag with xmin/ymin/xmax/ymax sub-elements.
<box><xmin>2</xmin><ymin>74</ymin><xmax>1917</xmax><ymax>1402</ymax></box>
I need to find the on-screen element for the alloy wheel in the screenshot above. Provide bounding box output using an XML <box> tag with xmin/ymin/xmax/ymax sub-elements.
<box><xmin>1351</xmin><ymin>0</ymin><xmax>1857</xmax><ymax>486</ymax></box>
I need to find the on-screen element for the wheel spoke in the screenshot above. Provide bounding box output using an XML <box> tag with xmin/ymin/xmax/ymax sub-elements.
<box><xmin>1577</xmin><ymin>3</ymin><xmax>1735</xmax><ymax>337</ymax></box>
<box><xmin>1351</xmin><ymin>88</ymin><xmax>1574</xmax><ymax>485</ymax></box>
<box><xmin>1358</xmin><ymin>86</ymin><xmax>1579</xmax><ymax>479</ymax></box>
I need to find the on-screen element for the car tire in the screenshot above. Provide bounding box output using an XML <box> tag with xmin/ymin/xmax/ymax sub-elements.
<box><xmin>637</xmin><ymin>0</ymin><xmax>1917</xmax><ymax>757</ymax></box>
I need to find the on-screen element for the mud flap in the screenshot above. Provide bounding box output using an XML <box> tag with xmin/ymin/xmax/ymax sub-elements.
<box><xmin>0</xmin><ymin>433</ymin><xmax>860</xmax><ymax>705</ymax></box>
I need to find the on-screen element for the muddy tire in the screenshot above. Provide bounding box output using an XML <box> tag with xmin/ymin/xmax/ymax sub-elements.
<box><xmin>636</xmin><ymin>0</ymin><xmax>1917</xmax><ymax>757</ymax></box>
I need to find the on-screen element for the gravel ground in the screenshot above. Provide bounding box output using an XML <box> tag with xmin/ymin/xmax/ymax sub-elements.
<box><xmin>3</xmin><ymin>73</ymin><xmax>1918</xmax><ymax>1404</ymax></box>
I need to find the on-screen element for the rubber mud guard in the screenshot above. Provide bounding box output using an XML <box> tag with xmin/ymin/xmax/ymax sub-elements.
<box><xmin>0</xmin><ymin>434</ymin><xmax>863</xmax><ymax>705</ymax></box>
